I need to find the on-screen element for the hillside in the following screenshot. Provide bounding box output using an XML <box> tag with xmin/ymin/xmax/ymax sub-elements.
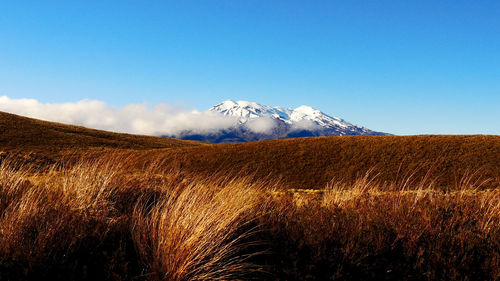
<box><xmin>149</xmin><ymin>135</ymin><xmax>500</xmax><ymax>189</ymax></box>
<box><xmin>0</xmin><ymin>111</ymin><xmax>202</xmax><ymax>161</ymax></box>
<box><xmin>0</xmin><ymin>111</ymin><xmax>498</xmax><ymax>189</ymax></box>
<box><xmin>0</xmin><ymin>114</ymin><xmax>498</xmax><ymax>280</ymax></box>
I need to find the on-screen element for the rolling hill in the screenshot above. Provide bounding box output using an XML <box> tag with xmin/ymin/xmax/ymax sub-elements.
<box><xmin>0</xmin><ymin>111</ymin><xmax>499</xmax><ymax>281</ymax></box>
<box><xmin>0</xmin><ymin>111</ymin><xmax>202</xmax><ymax>163</ymax></box>
<box><xmin>0</xmin><ymin>111</ymin><xmax>499</xmax><ymax>189</ymax></box>
<box><xmin>149</xmin><ymin>135</ymin><xmax>500</xmax><ymax>189</ymax></box>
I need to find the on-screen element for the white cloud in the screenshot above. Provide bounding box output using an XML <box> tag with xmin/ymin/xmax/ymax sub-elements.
<box><xmin>290</xmin><ymin>119</ymin><xmax>321</xmax><ymax>131</ymax></box>
<box><xmin>0</xmin><ymin>96</ymin><xmax>241</xmax><ymax>136</ymax></box>
<box><xmin>244</xmin><ymin>116</ymin><xmax>277</xmax><ymax>134</ymax></box>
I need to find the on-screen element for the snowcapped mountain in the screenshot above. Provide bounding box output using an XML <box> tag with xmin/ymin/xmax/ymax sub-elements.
<box><xmin>177</xmin><ymin>100</ymin><xmax>386</xmax><ymax>143</ymax></box>
<box><xmin>210</xmin><ymin>100</ymin><xmax>367</xmax><ymax>131</ymax></box>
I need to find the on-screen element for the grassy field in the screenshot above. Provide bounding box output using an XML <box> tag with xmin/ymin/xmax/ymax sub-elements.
<box><xmin>146</xmin><ymin>135</ymin><xmax>500</xmax><ymax>189</ymax></box>
<box><xmin>0</xmin><ymin>111</ymin><xmax>202</xmax><ymax>165</ymax></box>
<box><xmin>2</xmin><ymin>111</ymin><xmax>499</xmax><ymax>189</ymax></box>
<box><xmin>0</xmin><ymin>112</ymin><xmax>499</xmax><ymax>280</ymax></box>
<box><xmin>0</xmin><ymin>155</ymin><xmax>498</xmax><ymax>280</ymax></box>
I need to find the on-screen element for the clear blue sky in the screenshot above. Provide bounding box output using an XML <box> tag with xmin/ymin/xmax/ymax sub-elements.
<box><xmin>1</xmin><ymin>0</ymin><xmax>499</xmax><ymax>135</ymax></box>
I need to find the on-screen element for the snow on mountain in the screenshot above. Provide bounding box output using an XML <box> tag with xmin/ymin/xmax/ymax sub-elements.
<box><xmin>176</xmin><ymin>100</ymin><xmax>386</xmax><ymax>143</ymax></box>
<box><xmin>210</xmin><ymin>100</ymin><xmax>292</xmax><ymax>123</ymax></box>
<box><xmin>210</xmin><ymin>100</ymin><xmax>370</xmax><ymax>132</ymax></box>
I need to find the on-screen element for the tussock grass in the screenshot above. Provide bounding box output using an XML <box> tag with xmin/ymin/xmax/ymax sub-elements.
<box><xmin>0</xmin><ymin>111</ymin><xmax>201</xmax><ymax>159</ymax></box>
<box><xmin>0</xmin><ymin>156</ymin><xmax>266</xmax><ymax>280</ymax></box>
<box><xmin>150</xmin><ymin>135</ymin><xmax>500</xmax><ymax>189</ymax></box>
<box><xmin>1</xmin><ymin>112</ymin><xmax>499</xmax><ymax>280</ymax></box>
<box><xmin>260</xmin><ymin>171</ymin><xmax>500</xmax><ymax>280</ymax></box>
<box><xmin>0</xmin><ymin>154</ymin><xmax>498</xmax><ymax>280</ymax></box>
<box><xmin>0</xmin><ymin>156</ymin><xmax>130</xmax><ymax>280</ymax></box>
<box><xmin>132</xmin><ymin>178</ymin><xmax>264</xmax><ymax>281</ymax></box>
<box><xmin>0</xmin><ymin>159</ymin><xmax>33</xmax><ymax>213</ymax></box>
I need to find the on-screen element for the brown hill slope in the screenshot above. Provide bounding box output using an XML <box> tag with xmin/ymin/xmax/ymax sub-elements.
<box><xmin>0</xmin><ymin>111</ymin><xmax>202</xmax><ymax>161</ymax></box>
<box><xmin>149</xmin><ymin>135</ymin><xmax>500</xmax><ymax>189</ymax></box>
<box><xmin>1</xmin><ymin>111</ymin><xmax>498</xmax><ymax>189</ymax></box>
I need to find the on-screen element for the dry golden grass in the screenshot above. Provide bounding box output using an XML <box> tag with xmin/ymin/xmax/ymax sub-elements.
<box><xmin>259</xmin><ymin>171</ymin><xmax>500</xmax><ymax>280</ymax></box>
<box><xmin>0</xmin><ymin>157</ymin><xmax>126</xmax><ymax>266</ymax></box>
<box><xmin>0</xmin><ymin>156</ymin><xmax>268</xmax><ymax>280</ymax></box>
<box><xmin>148</xmin><ymin>135</ymin><xmax>500</xmax><ymax>190</ymax></box>
<box><xmin>321</xmin><ymin>170</ymin><xmax>500</xmax><ymax>233</ymax></box>
<box><xmin>0</xmin><ymin>111</ymin><xmax>203</xmax><ymax>168</ymax></box>
<box><xmin>132</xmin><ymin>178</ymin><xmax>264</xmax><ymax>281</ymax></box>
<box><xmin>1</xmin><ymin>112</ymin><xmax>499</xmax><ymax>280</ymax></box>
<box><xmin>2</xmin><ymin>111</ymin><xmax>500</xmax><ymax>191</ymax></box>
<box><xmin>0</xmin><ymin>154</ymin><xmax>498</xmax><ymax>280</ymax></box>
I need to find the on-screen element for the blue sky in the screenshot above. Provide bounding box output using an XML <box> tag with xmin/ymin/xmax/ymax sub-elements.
<box><xmin>1</xmin><ymin>0</ymin><xmax>499</xmax><ymax>135</ymax></box>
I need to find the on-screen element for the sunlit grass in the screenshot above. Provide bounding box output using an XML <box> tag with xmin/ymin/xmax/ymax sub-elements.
<box><xmin>0</xmin><ymin>155</ymin><xmax>498</xmax><ymax>280</ymax></box>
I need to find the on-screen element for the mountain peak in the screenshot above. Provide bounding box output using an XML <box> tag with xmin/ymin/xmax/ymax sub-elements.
<box><xmin>210</xmin><ymin>100</ymin><xmax>278</xmax><ymax>123</ymax></box>
<box><xmin>294</xmin><ymin>105</ymin><xmax>318</xmax><ymax>114</ymax></box>
<box><xmin>295</xmin><ymin>105</ymin><xmax>314</xmax><ymax>110</ymax></box>
<box><xmin>215</xmin><ymin>100</ymin><xmax>268</xmax><ymax>112</ymax></box>
<box><xmin>213</xmin><ymin>99</ymin><xmax>237</xmax><ymax>109</ymax></box>
<box><xmin>183</xmin><ymin>100</ymin><xmax>388</xmax><ymax>143</ymax></box>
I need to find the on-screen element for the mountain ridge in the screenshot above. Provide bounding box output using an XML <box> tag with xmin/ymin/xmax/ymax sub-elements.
<box><xmin>177</xmin><ymin>100</ymin><xmax>387</xmax><ymax>143</ymax></box>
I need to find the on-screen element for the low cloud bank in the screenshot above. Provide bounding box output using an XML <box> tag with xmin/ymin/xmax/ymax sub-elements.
<box><xmin>0</xmin><ymin>96</ymin><xmax>327</xmax><ymax>136</ymax></box>
<box><xmin>291</xmin><ymin>119</ymin><xmax>321</xmax><ymax>131</ymax></box>
<box><xmin>244</xmin><ymin>116</ymin><xmax>277</xmax><ymax>134</ymax></box>
<box><xmin>0</xmin><ymin>96</ymin><xmax>242</xmax><ymax>136</ymax></box>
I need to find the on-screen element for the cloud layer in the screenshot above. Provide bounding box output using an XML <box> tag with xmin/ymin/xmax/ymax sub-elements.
<box><xmin>0</xmin><ymin>96</ymin><xmax>246</xmax><ymax>136</ymax></box>
<box><xmin>244</xmin><ymin>116</ymin><xmax>278</xmax><ymax>134</ymax></box>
